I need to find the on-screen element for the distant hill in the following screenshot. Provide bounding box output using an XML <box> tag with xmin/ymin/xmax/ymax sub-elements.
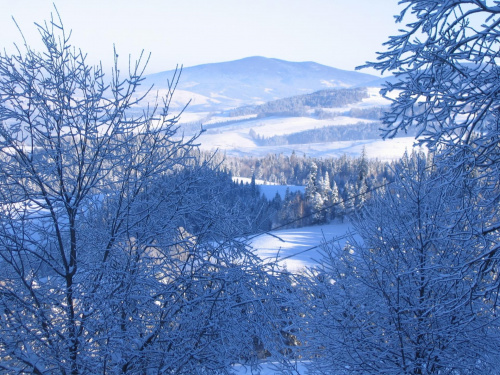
<box><xmin>227</xmin><ymin>87</ymin><xmax>369</xmax><ymax>118</ymax></box>
<box><xmin>144</xmin><ymin>56</ymin><xmax>378</xmax><ymax>111</ymax></box>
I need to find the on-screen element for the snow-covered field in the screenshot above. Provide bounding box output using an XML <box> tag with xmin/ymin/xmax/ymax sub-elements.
<box><xmin>209</xmin><ymin>115</ymin><xmax>375</xmax><ymax>138</ymax></box>
<box><xmin>162</xmin><ymin>84</ymin><xmax>424</xmax><ymax>161</ymax></box>
<box><xmin>232</xmin><ymin>177</ymin><xmax>278</xmax><ymax>185</ymax></box>
<box><xmin>249</xmin><ymin>222</ymin><xmax>353</xmax><ymax>272</ymax></box>
<box><xmin>173</xmin><ymin>86</ymin><xmax>422</xmax><ymax>161</ymax></box>
<box><xmin>232</xmin><ymin>179</ymin><xmax>350</xmax><ymax>271</ymax></box>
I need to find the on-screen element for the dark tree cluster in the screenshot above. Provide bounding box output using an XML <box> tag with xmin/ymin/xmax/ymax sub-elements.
<box><xmin>220</xmin><ymin>151</ymin><xmax>394</xmax><ymax>228</ymax></box>
<box><xmin>348</xmin><ymin>105</ymin><xmax>388</xmax><ymax>120</ymax></box>
<box><xmin>222</xmin><ymin>151</ymin><xmax>391</xmax><ymax>190</ymax></box>
<box><xmin>228</xmin><ymin>88</ymin><xmax>369</xmax><ymax>118</ymax></box>
<box><xmin>251</xmin><ymin>122</ymin><xmax>390</xmax><ymax>146</ymax></box>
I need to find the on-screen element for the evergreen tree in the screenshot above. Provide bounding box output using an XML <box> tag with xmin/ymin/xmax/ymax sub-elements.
<box><xmin>305</xmin><ymin>161</ymin><xmax>318</xmax><ymax>201</ymax></box>
<box><xmin>330</xmin><ymin>181</ymin><xmax>343</xmax><ymax>221</ymax></box>
<box><xmin>311</xmin><ymin>191</ymin><xmax>326</xmax><ymax>224</ymax></box>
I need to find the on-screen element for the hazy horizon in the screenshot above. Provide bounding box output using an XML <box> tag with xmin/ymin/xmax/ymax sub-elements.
<box><xmin>0</xmin><ymin>0</ymin><xmax>402</xmax><ymax>76</ymax></box>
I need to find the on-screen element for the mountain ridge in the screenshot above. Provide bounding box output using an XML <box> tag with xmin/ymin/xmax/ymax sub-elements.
<box><xmin>144</xmin><ymin>56</ymin><xmax>379</xmax><ymax>111</ymax></box>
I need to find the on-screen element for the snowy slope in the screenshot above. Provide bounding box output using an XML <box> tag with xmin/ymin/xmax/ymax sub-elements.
<box><xmin>178</xmin><ymin>84</ymin><xmax>423</xmax><ymax>161</ymax></box>
<box><xmin>232</xmin><ymin>222</ymin><xmax>354</xmax><ymax>374</ymax></box>
<box><xmin>196</xmin><ymin>124</ymin><xmax>421</xmax><ymax>161</ymax></box>
<box><xmin>249</xmin><ymin>222</ymin><xmax>354</xmax><ymax>272</ymax></box>
<box><xmin>194</xmin><ymin>113</ymin><xmax>422</xmax><ymax>161</ymax></box>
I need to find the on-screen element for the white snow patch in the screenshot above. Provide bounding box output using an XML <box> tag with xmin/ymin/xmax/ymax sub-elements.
<box><xmin>250</xmin><ymin>222</ymin><xmax>353</xmax><ymax>272</ymax></box>
<box><xmin>242</xmin><ymin>116</ymin><xmax>374</xmax><ymax>138</ymax></box>
<box><xmin>135</xmin><ymin>89</ymin><xmax>220</xmax><ymax>109</ymax></box>
<box><xmin>205</xmin><ymin>113</ymin><xmax>259</xmax><ymax>124</ymax></box>
<box><xmin>179</xmin><ymin>81</ymin><xmax>199</xmax><ymax>89</ymax></box>
<box><xmin>199</xmin><ymin>131</ymin><xmax>257</xmax><ymax>149</ymax></box>
<box><xmin>231</xmin><ymin>178</ymin><xmax>305</xmax><ymax>200</ymax></box>
<box><xmin>320</xmin><ymin>79</ymin><xmax>336</xmax><ymax>88</ymax></box>
<box><xmin>232</xmin><ymin>177</ymin><xmax>278</xmax><ymax>185</ymax></box>
<box><xmin>195</xmin><ymin>115</ymin><xmax>377</xmax><ymax>155</ymax></box>
<box><xmin>355</xmin><ymin>86</ymin><xmax>392</xmax><ymax>107</ymax></box>
<box><xmin>176</xmin><ymin>111</ymin><xmax>211</xmax><ymax>124</ymax></box>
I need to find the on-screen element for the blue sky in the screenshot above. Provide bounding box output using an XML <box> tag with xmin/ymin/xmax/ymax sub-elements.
<box><xmin>0</xmin><ymin>0</ymin><xmax>402</xmax><ymax>76</ymax></box>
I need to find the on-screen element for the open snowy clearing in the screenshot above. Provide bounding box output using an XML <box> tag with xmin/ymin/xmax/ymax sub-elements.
<box><xmin>205</xmin><ymin>115</ymin><xmax>375</xmax><ymax>138</ymax></box>
<box><xmin>249</xmin><ymin>222</ymin><xmax>354</xmax><ymax>272</ymax></box>
<box><xmin>205</xmin><ymin>113</ymin><xmax>260</xmax><ymax>124</ymax></box>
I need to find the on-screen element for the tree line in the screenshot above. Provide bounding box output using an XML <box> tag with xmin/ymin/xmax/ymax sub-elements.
<box><xmin>220</xmin><ymin>150</ymin><xmax>393</xmax><ymax>225</ymax></box>
<box><xmin>250</xmin><ymin>122</ymin><xmax>395</xmax><ymax>146</ymax></box>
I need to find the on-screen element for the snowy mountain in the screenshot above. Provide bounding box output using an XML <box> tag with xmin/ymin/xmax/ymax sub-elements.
<box><xmin>137</xmin><ymin>57</ymin><xmax>420</xmax><ymax>160</ymax></box>
<box><xmin>144</xmin><ymin>56</ymin><xmax>378</xmax><ymax>111</ymax></box>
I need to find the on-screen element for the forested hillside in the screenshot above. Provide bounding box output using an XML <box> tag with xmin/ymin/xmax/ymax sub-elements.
<box><xmin>177</xmin><ymin>85</ymin><xmax>418</xmax><ymax>161</ymax></box>
<box><xmin>219</xmin><ymin>151</ymin><xmax>393</xmax><ymax>227</ymax></box>
<box><xmin>251</xmin><ymin>122</ymin><xmax>415</xmax><ymax>146</ymax></box>
<box><xmin>228</xmin><ymin>87</ymin><xmax>369</xmax><ymax>117</ymax></box>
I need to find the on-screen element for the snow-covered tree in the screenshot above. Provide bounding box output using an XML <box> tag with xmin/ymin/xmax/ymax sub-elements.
<box><xmin>319</xmin><ymin>171</ymin><xmax>331</xmax><ymax>197</ymax></box>
<box><xmin>329</xmin><ymin>180</ymin><xmax>344</xmax><ymax>221</ymax></box>
<box><xmin>0</xmin><ymin>14</ymin><xmax>295</xmax><ymax>374</ymax></box>
<box><xmin>305</xmin><ymin>161</ymin><xmax>319</xmax><ymax>201</ymax></box>
<box><xmin>311</xmin><ymin>191</ymin><xmax>326</xmax><ymax>224</ymax></box>
<box><xmin>354</xmin><ymin>179</ymin><xmax>368</xmax><ymax>211</ymax></box>
<box><xmin>357</xmin><ymin>146</ymin><xmax>368</xmax><ymax>183</ymax></box>
<box><xmin>305</xmin><ymin>161</ymin><xmax>328</xmax><ymax>224</ymax></box>
<box><xmin>303</xmin><ymin>153</ymin><xmax>500</xmax><ymax>374</ymax></box>
<box><xmin>364</xmin><ymin>1</ymin><xmax>500</xmax><ymax>174</ymax></box>
<box><xmin>342</xmin><ymin>182</ymin><xmax>355</xmax><ymax>217</ymax></box>
<box><xmin>363</xmin><ymin>0</ymin><xmax>500</xmax><ymax>317</ymax></box>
